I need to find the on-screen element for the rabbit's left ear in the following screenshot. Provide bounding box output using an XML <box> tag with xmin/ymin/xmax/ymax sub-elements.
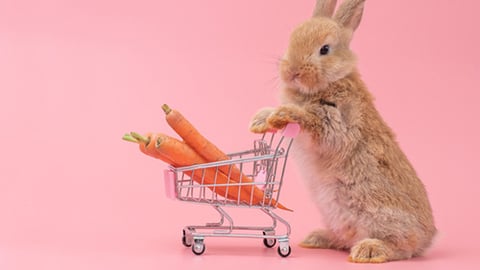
<box><xmin>312</xmin><ymin>0</ymin><xmax>337</xmax><ymax>18</ymax></box>
<box><xmin>333</xmin><ymin>0</ymin><xmax>365</xmax><ymax>31</ymax></box>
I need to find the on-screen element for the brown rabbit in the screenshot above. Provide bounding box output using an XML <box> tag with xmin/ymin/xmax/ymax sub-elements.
<box><xmin>249</xmin><ymin>0</ymin><xmax>436</xmax><ymax>263</ymax></box>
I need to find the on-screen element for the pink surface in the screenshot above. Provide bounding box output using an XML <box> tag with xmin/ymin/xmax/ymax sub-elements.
<box><xmin>1</xmin><ymin>0</ymin><xmax>479</xmax><ymax>269</ymax></box>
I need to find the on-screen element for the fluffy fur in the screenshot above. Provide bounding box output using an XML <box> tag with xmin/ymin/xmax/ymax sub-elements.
<box><xmin>249</xmin><ymin>0</ymin><xmax>436</xmax><ymax>263</ymax></box>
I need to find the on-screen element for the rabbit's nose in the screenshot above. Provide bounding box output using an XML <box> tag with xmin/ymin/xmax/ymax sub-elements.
<box><xmin>280</xmin><ymin>63</ymin><xmax>301</xmax><ymax>83</ymax></box>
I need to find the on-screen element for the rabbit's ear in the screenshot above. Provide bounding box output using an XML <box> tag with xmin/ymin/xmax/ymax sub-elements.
<box><xmin>312</xmin><ymin>0</ymin><xmax>337</xmax><ymax>18</ymax></box>
<box><xmin>333</xmin><ymin>0</ymin><xmax>365</xmax><ymax>31</ymax></box>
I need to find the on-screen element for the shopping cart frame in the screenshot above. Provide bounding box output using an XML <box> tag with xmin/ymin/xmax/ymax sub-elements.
<box><xmin>163</xmin><ymin>123</ymin><xmax>300</xmax><ymax>257</ymax></box>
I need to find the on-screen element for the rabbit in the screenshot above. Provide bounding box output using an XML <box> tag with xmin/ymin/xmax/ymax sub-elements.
<box><xmin>249</xmin><ymin>0</ymin><xmax>436</xmax><ymax>263</ymax></box>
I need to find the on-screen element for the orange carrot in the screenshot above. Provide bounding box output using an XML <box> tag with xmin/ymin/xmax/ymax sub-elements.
<box><xmin>137</xmin><ymin>133</ymin><xmax>174</xmax><ymax>164</ymax></box>
<box><xmin>147</xmin><ymin>133</ymin><xmax>206</xmax><ymax>166</ymax></box>
<box><xmin>123</xmin><ymin>132</ymin><xmax>290</xmax><ymax>210</ymax></box>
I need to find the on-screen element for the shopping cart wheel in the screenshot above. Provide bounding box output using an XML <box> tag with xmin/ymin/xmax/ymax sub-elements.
<box><xmin>262</xmin><ymin>231</ymin><xmax>276</xmax><ymax>248</ymax></box>
<box><xmin>192</xmin><ymin>239</ymin><xmax>206</xmax><ymax>255</ymax></box>
<box><xmin>277</xmin><ymin>243</ymin><xmax>291</xmax><ymax>257</ymax></box>
<box><xmin>182</xmin><ymin>229</ymin><xmax>193</xmax><ymax>247</ymax></box>
<box><xmin>263</xmin><ymin>238</ymin><xmax>277</xmax><ymax>248</ymax></box>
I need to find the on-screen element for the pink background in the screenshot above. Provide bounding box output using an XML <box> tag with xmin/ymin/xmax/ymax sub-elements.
<box><xmin>1</xmin><ymin>0</ymin><xmax>479</xmax><ymax>269</ymax></box>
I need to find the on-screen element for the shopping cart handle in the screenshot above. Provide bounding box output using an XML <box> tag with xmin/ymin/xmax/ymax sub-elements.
<box><xmin>163</xmin><ymin>170</ymin><xmax>177</xmax><ymax>200</ymax></box>
<box><xmin>281</xmin><ymin>123</ymin><xmax>301</xmax><ymax>138</ymax></box>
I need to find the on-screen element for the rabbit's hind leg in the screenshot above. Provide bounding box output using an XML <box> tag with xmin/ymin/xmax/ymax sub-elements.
<box><xmin>299</xmin><ymin>229</ymin><xmax>340</xmax><ymax>249</ymax></box>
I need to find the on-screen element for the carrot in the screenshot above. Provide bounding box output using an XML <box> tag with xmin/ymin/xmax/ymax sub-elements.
<box><xmin>129</xmin><ymin>132</ymin><xmax>174</xmax><ymax>164</ymax></box>
<box><xmin>160</xmin><ymin>104</ymin><xmax>291</xmax><ymax>211</ymax></box>
<box><xmin>147</xmin><ymin>133</ymin><xmax>206</xmax><ymax>166</ymax></box>
<box><xmin>123</xmin><ymin>132</ymin><xmax>290</xmax><ymax>210</ymax></box>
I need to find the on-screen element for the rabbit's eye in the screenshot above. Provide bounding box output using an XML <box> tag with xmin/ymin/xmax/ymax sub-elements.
<box><xmin>320</xmin><ymin>45</ymin><xmax>330</xmax><ymax>55</ymax></box>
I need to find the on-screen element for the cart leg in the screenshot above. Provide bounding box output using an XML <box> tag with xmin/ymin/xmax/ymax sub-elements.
<box><xmin>262</xmin><ymin>208</ymin><xmax>291</xmax><ymax>236</ymax></box>
<box><xmin>210</xmin><ymin>205</ymin><xmax>234</xmax><ymax>234</ymax></box>
<box><xmin>205</xmin><ymin>205</ymin><xmax>225</xmax><ymax>227</ymax></box>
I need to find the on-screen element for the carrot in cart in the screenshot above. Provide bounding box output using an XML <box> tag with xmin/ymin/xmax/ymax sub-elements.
<box><xmin>146</xmin><ymin>133</ymin><xmax>205</xmax><ymax>166</ymax></box>
<box><xmin>122</xmin><ymin>132</ymin><xmax>291</xmax><ymax>210</ymax></box>
<box><xmin>161</xmin><ymin>104</ymin><xmax>291</xmax><ymax>211</ymax></box>
<box><xmin>125</xmin><ymin>132</ymin><xmax>174</xmax><ymax>164</ymax></box>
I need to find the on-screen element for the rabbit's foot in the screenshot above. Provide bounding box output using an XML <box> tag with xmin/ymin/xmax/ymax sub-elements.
<box><xmin>348</xmin><ymin>238</ymin><xmax>391</xmax><ymax>263</ymax></box>
<box><xmin>299</xmin><ymin>229</ymin><xmax>336</xmax><ymax>249</ymax></box>
<box><xmin>267</xmin><ymin>104</ymin><xmax>305</xmax><ymax>130</ymax></box>
<box><xmin>249</xmin><ymin>107</ymin><xmax>275</xmax><ymax>133</ymax></box>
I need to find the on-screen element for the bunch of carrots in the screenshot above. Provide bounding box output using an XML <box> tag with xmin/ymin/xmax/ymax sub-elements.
<box><xmin>123</xmin><ymin>104</ymin><xmax>291</xmax><ymax>211</ymax></box>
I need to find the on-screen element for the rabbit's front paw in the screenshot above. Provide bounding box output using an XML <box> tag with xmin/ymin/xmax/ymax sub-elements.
<box><xmin>266</xmin><ymin>104</ymin><xmax>305</xmax><ymax>130</ymax></box>
<box><xmin>249</xmin><ymin>107</ymin><xmax>275</xmax><ymax>133</ymax></box>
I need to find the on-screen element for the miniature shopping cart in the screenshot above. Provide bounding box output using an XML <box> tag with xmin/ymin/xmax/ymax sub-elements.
<box><xmin>163</xmin><ymin>123</ymin><xmax>300</xmax><ymax>257</ymax></box>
